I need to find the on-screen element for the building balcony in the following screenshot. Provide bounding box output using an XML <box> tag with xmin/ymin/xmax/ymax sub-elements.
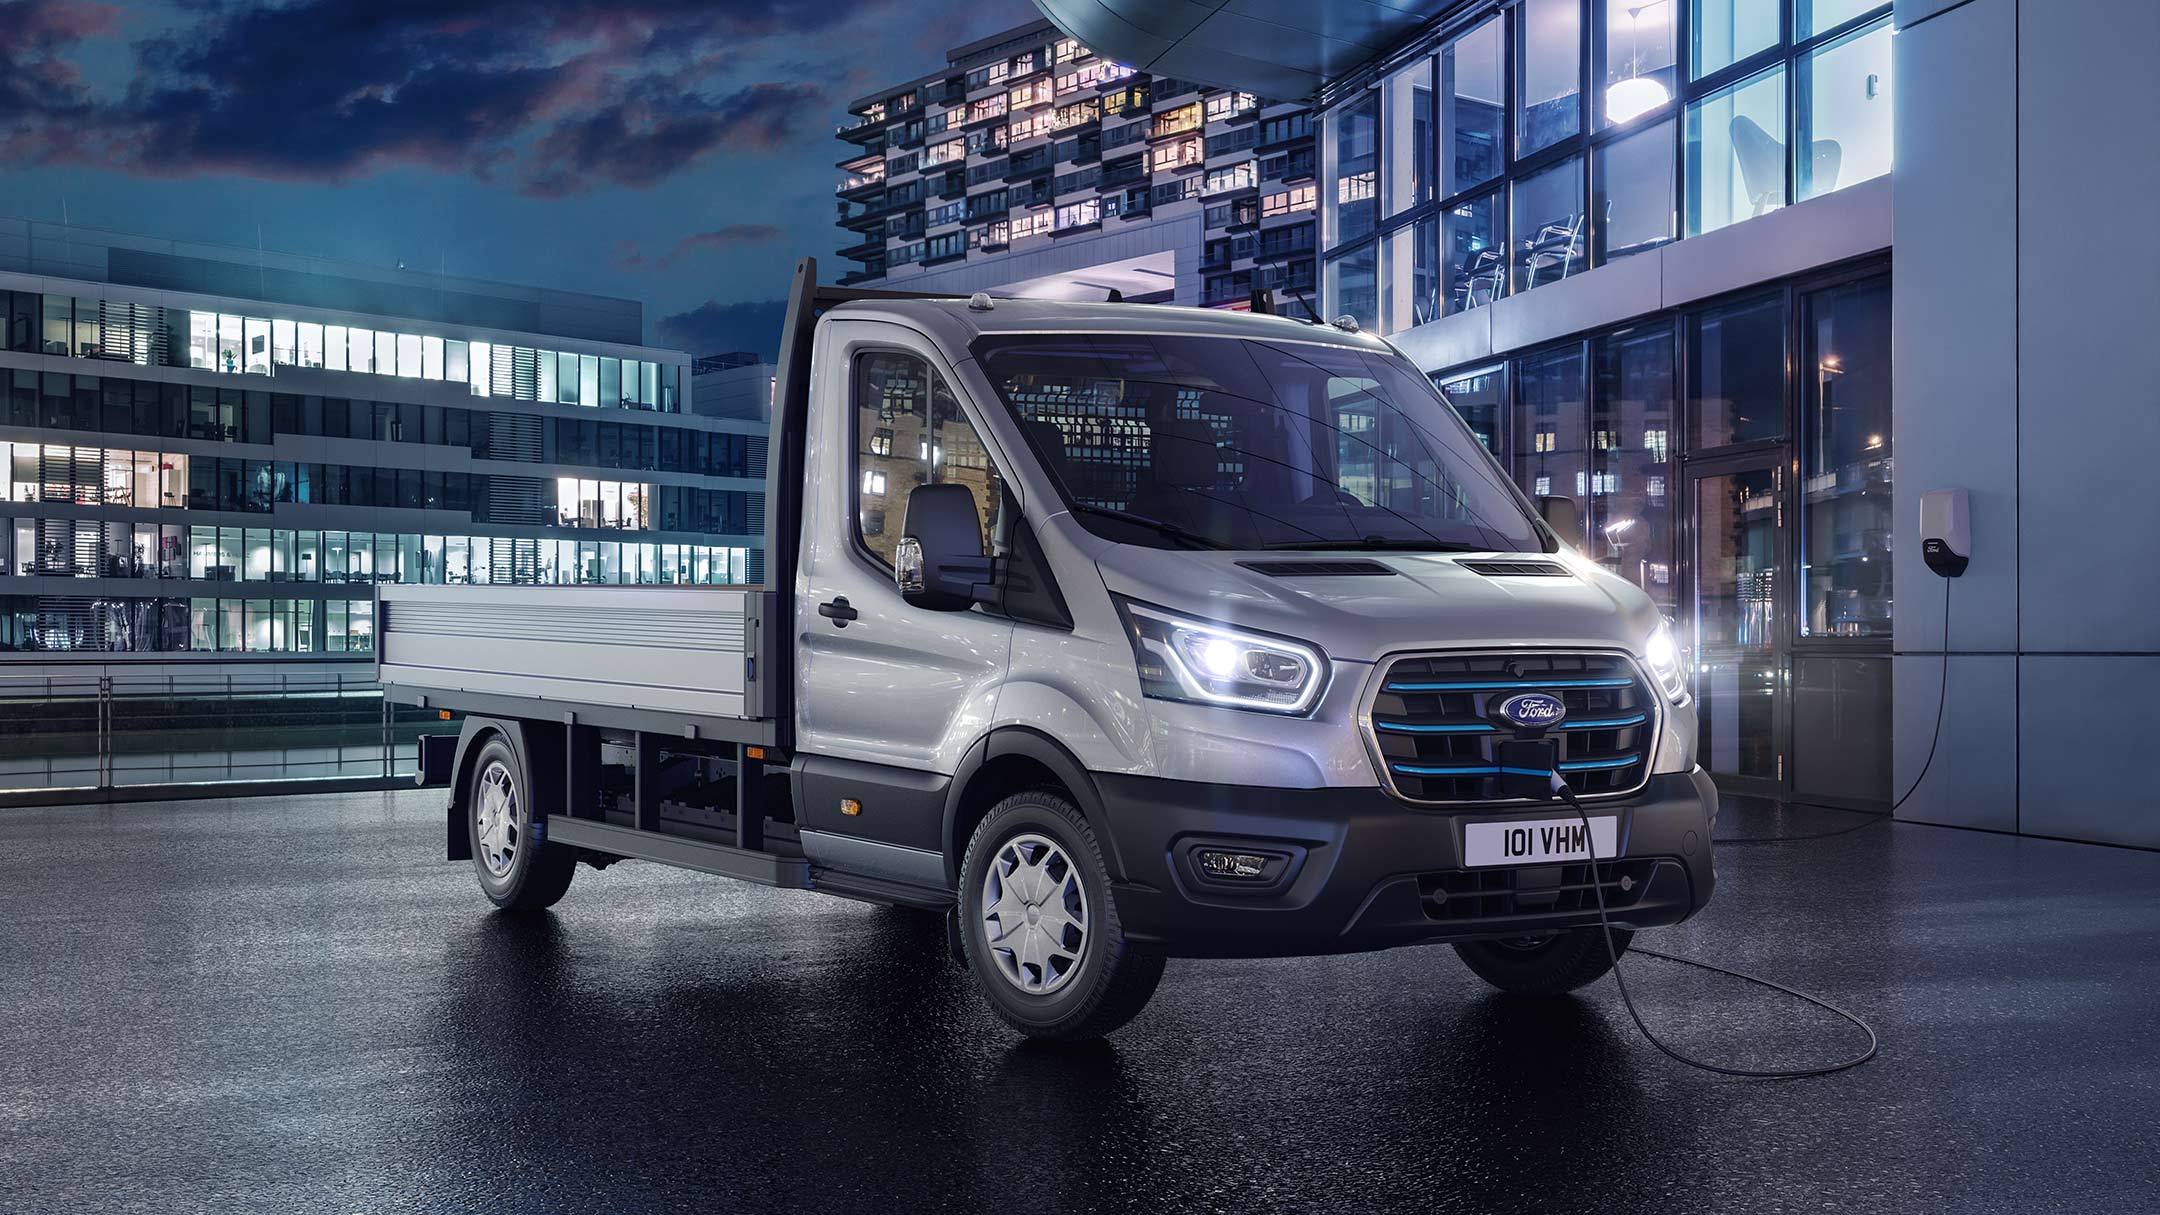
<box><xmin>838</xmin><ymin>236</ymin><xmax>885</xmax><ymax>262</ymax></box>
<box><xmin>837</xmin><ymin>115</ymin><xmax>886</xmax><ymax>144</ymax></box>
<box><xmin>838</xmin><ymin>205</ymin><xmax>885</xmax><ymax>233</ymax></box>
<box><xmin>1253</xmin><ymin>127</ymin><xmax>1315</xmax><ymax>154</ymax></box>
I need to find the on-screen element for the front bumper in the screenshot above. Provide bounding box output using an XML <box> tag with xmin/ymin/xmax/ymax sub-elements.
<box><xmin>1091</xmin><ymin>768</ymin><xmax>1718</xmax><ymax>959</ymax></box>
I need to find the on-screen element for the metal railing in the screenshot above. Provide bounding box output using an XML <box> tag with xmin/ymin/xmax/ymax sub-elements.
<box><xmin>0</xmin><ymin>670</ymin><xmax>444</xmax><ymax>794</ymax></box>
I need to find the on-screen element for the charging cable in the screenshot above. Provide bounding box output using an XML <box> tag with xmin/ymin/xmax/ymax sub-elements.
<box><xmin>1518</xmin><ymin>573</ymin><xmax>1960</xmax><ymax>1073</ymax></box>
<box><xmin>1712</xmin><ymin>580</ymin><xmax>1954</xmax><ymax>845</ymax></box>
<box><xmin>1555</xmin><ymin>777</ymin><xmax>1879</xmax><ymax>1078</ymax></box>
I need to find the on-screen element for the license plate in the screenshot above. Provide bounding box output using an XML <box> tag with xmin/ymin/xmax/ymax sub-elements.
<box><xmin>1464</xmin><ymin>816</ymin><xmax>1618</xmax><ymax>868</ymax></box>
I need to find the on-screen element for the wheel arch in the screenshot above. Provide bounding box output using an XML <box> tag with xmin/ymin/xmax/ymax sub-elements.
<box><xmin>444</xmin><ymin>716</ymin><xmax>562</xmax><ymax>861</ymax></box>
<box><xmin>941</xmin><ymin>726</ymin><xmax>1120</xmax><ymax>886</ymax></box>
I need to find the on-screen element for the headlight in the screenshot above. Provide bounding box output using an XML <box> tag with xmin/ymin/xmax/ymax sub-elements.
<box><xmin>1642</xmin><ymin>622</ymin><xmax>1688</xmax><ymax>703</ymax></box>
<box><xmin>1114</xmin><ymin>597</ymin><xmax>1326</xmax><ymax>714</ymax></box>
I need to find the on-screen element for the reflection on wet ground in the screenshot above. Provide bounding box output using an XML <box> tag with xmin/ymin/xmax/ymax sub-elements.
<box><xmin>4</xmin><ymin>790</ymin><xmax>2155</xmax><ymax>1212</ymax></box>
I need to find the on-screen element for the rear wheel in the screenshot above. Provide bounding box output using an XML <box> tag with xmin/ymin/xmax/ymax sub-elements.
<box><xmin>1454</xmin><ymin>926</ymin><xmax>1630</xmax><ymax>994</ymax></box>
<box><xmin>957</xmin><ymin>790</ymin><xmax>1163</xmax><ymax>1040</ymax></box>
<box><xmin>468</xmin><ymin>735</ymin><xmax>575</xmax><ymax>912</ymax></box>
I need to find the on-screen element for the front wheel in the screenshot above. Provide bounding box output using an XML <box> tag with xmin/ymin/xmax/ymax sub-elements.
<box><xmin>957</xmin><ymin>790</ymin><xmax>1164</xmax><ymax>1040</ymax></box>
<box><xmin>467</xmin><ymin>735</ymin><xmax>576</xmax><ymax>912</ymax></box>
<box><xmin>1454</xmin><ymin>926</ymin><xmax>1630</xmax><ymax>994</ymax></box>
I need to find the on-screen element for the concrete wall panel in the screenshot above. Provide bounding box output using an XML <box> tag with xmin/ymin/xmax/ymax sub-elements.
<box><xmin>2018</xmin><ymin>656</ymin><xmax>2160</xmax><ymax>848</ymax></box>
<box><xmin>1891</xmin><ymin>0</ymin><xmax>2019</xmax><ymax>655</ymax></box>
<box><xmin>1893</xmin><ymin>653</ymin><xmax>2017</xmax><ymax>832</ymax></box>
<box><xmin>2015</xmin><ymin>0</ymin><xmax>2160</xmax><ymax>653</ymax></box>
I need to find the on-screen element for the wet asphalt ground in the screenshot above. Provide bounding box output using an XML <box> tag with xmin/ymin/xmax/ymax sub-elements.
<box><xmin>3</xmin><ymin>788</ymin><xmax>2156</xmax><ymax>1214</ymax></box>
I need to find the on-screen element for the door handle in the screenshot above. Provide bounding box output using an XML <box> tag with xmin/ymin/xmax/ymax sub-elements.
<box><xmin>817</xmin><ymin>596</ymin><xmax>859</xmax><ymax>627</ymax></box>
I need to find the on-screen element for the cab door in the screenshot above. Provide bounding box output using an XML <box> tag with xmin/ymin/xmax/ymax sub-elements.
<box><xmin>795</xmin><ymin>320</ymin><xmax>1017</xmax><ymax>777</ymax></box>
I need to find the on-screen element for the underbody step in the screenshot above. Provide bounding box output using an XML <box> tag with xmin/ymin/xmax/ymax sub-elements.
<box><xmin>811</xmin><ymin>869</ymin><xmax>956</xmax><ymax>910</ymax></box>
<box><xmin>542</xmin><ymin>817</ymin><xmax>811</xmax><ymax>888</ymax></box>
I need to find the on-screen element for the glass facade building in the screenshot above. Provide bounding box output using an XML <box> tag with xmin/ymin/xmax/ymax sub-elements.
<box><xmin>1308</xmin><ymin>0</ymin><xmax>1895</xmax><ymax>806</ymax></box>
<box><xmin>1322</xmin><ymin>0</ymin><xmax>1891</xmax><ymax>333</ymax></box>
<box><xmin>838</xmin><ymin>20</ymin><xmax>1319</xmax><ymax>312</ymax></box>
<box><xmin>0</xmin><ymin>219</ymin><xmax>765</xmax><ymax>791</ymax></box>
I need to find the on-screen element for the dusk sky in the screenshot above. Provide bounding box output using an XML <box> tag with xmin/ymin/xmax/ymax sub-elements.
<box><xmin>0</xmin><ymin>0</ymin><xmax>1039</xmax><ymax>357</ymax></box>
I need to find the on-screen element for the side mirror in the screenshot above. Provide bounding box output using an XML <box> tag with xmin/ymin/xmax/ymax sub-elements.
<box><xmin>896</xmin><ymin>483</ymin><xmax>996</xmax><ymax>611</ymax></box>
<box><xmin>1537</xmin><ymin>495</ymin><xmax>1582</xmax><ymax>548</ymax></box>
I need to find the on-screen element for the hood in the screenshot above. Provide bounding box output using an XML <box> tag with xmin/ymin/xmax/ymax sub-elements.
<box><xmin>1095</xmin><ymin>547</ymin><xmax>1663</xmax><ymax>664</ymax></box>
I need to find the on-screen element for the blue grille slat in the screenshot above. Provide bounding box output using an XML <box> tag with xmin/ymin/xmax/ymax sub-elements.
<box><xmin>1384</xmin><ymin>677</ymin><xmax>1636</xmax><ymax>691</ymax></box>
<box><xmin>1374</xmin><ymin>722</ymin><xmax>1496</xmax><ymax>734</ymax></box>
<box><xmin>1557</xmin><ymin>755</ymin><xmax>1642</xmax><ymax>772</ymax></box>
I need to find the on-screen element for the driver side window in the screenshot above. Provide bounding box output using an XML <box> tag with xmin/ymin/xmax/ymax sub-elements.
<box><xmin>852</xmin><ymin>350</ymin><xmax>1006</xmax><ymax>568</ymax></box>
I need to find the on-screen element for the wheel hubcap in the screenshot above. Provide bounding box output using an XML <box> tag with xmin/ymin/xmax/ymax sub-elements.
<box><xmin>475</xmin><ymin>760</ymin><xmax>519</xmax><ymax>878</ymax></box>
<box><xmin>980</xmin><ymin>833</ymin><xmax>1089</xmax><ymax>996</ymax></box>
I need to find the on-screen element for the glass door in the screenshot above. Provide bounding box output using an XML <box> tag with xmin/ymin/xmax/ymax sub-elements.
<box><xmin>1688</xmin><ymin>455</ymin><xmax>1784</xmax><ymax>790</ymax></box>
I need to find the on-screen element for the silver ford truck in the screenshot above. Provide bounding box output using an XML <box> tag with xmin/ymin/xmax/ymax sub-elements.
<box><xmin>380</xmin><ymin>259</ymin><xmax>1717</xmax><ymax>1040</ymax></box>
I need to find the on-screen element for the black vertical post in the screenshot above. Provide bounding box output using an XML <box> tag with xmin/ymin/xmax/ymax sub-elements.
<box><xmin>634</xmin><ymin>730</ymin><xmax>662</xmax><ymax>832</ymax></box>
<box><xmin>564</xmin><ymin>718</ymin><xmax>597</xmax><ymax>821</ymax></box>
<box><xmin>735</xmin><ymin>743</ymin><xmax>766</xmax><ymax>852</ymax></box>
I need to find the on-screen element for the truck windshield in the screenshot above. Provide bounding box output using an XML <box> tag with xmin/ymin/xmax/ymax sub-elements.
<box><xmin>971</xmin><ymin>333</ymin><xmax>1545</xmax><ymax>553</ymax></box>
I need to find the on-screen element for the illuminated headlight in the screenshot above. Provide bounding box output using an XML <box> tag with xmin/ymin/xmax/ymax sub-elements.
<box><xmin>1642</xmin><ymin>622</ymin><xmax>1688</xmax><ymax>703</ymax></box>
<box><xmin>1115</xmin><ymin>598</ymin><xmax>1326</xmax><ymax>714</ymax></box>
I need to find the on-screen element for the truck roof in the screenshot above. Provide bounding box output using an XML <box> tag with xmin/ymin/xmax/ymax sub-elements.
<box><xmin>823</xmin><ymin>296</ymin><xmax>1393</xmax><ymax>356</ymax></box>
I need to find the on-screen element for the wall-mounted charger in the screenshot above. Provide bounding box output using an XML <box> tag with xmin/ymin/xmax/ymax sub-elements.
<box><xmin>1920</xmin><ymin>488</ymin><xmax>1969</xmax><ymax>577</ymax></box>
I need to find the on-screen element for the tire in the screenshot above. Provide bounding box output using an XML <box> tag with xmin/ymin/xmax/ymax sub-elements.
<box><xmin>1453</xmin><ymin>925</ymin><xmax>1631</xmax><ymax>995</ymax></box>
<box><xmin>957</xmin><ymin>789</ymin><xmax>1165</xmax><ymax>1040</ymax></box>
<box><xmin>467</xmin><ymin>735</ymin><xmax>576</xmax><ymax>912</ymax></box>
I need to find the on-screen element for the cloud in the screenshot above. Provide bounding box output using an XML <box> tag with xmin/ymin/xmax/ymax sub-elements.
<box><xmin>655</xmin><ymin>297</ymin><xmax>788</xmax><ymax>360</ymax></box>
<box><xmin>0</xmin><ymin>0</ymin><xmax>122</xmax><ymax>155</ymax></box>
<box><xmin>3</xmin><ymin>0</ymin><xmax>891</xmax><ymax>194</ymax></box>
<box><xmin>522</xmin><ymin>82</ymin><xmax>820</xmax><ymax>197</ymax></box>
<box><xmin>613</xmin><ymin>223</ymin><xmax>785</xmax><ymax>271</ymax></box>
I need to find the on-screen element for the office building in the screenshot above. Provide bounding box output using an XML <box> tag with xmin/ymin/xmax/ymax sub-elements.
<box><xmin>837</xmin><ymin>20</ymin><xmax>1319</xmax><ymax>311</ymax></box>
<box><xmin>690</xmin><ymin>352</ymin><xmax>776</xmax><ymax>423</ymax></box>
<box><xmin>0</xmin><ymin>219</ymin><xmax>763</xmax><ymax>789</ymax></box>
<box><xmin>1033</xmin><ymin>0</ymin><xmax>2159</xmax><ymax>849</ymax></box>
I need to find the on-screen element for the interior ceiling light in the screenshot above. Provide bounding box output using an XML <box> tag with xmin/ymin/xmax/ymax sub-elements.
<box><xmin>1607</xmin><ymin>76</ymin><xmax>1672</xmax><ymax>124</ymax></box>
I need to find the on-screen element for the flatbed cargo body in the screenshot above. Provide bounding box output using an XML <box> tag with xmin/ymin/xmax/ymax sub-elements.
<box><xmin>377</xmin><ymin>583</ymin><xmax>778</xmax><ymax>744</ymax></box>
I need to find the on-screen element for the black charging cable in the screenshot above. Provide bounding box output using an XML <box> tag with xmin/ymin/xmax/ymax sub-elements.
<box><xmin>1553</xmin><ymin>778</ymin><xmax>1879</xmax><ymax>1078</ymax></box>
<box><xmin>1711</xmin><ymin>581</ymin><xmax>1954</xmax><ymax>845</ymax></box>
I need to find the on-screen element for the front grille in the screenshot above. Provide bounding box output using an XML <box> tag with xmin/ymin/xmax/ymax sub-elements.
<box><xmin>1365</xmin><ymin>650</ymin><xmax>1657</xmax><ymax>804</ymax></box>
<box><xmin>1418</xmin><ymin>858</ymin><xmax>1661</xmax><ymax>922</ymax></box>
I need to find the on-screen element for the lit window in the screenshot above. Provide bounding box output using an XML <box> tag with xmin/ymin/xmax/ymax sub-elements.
<box><xmin>1204</xmin><ymin>163</ymin><xmax>1255</xmax><ymax>195</ymax></box>
<box><xmin>1055</xmin><ymin>199</ymin><xmax>1100</xmax><ymax>229</ymax></box>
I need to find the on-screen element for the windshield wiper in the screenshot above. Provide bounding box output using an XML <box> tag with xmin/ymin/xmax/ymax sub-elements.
<box><xmin>1263</xmin><ymin>536</ymin><xmax>1490</xmax><ymax>553</ymax></box>
<box><xmin>1066</xmin><ymin>504</ymin><xmax>1234</xmax><ymax>550</ymax></box>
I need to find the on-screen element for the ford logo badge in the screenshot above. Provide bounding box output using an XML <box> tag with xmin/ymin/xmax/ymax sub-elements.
<box><xmin>1495</xmin><ymin>691</ymin><xmax>1568</xmax><ymax>730</ymax></box>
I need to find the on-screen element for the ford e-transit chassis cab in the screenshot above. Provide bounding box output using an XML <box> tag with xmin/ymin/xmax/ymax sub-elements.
<box><xmin>380</xmin><ymin>259</ymin><xmax>1717</xmax><ymax>1040</ymax></box>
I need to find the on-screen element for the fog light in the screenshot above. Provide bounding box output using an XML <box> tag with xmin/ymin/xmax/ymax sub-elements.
<box><xmin>1195</xmin><ymin>850</ymin><xmax>1271</xmax><ymax>880</ymax></box>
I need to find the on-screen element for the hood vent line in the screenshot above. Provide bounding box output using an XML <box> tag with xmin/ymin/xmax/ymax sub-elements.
<box><xmin>1237</xmin><ymin>560</ymin><xmax>1398</xmax><ymax>578</ymax></box>
<box><xmin>1456</xmin><ymin>559</ymin><xmax>1573</xmax><ymax>577</ymax></box>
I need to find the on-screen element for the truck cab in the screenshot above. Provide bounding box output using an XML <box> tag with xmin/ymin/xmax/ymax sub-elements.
<box><xmin>383</xmin><ymin>261</ymin><xmax>1716</xmax><ymax>1040</ymax></box>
